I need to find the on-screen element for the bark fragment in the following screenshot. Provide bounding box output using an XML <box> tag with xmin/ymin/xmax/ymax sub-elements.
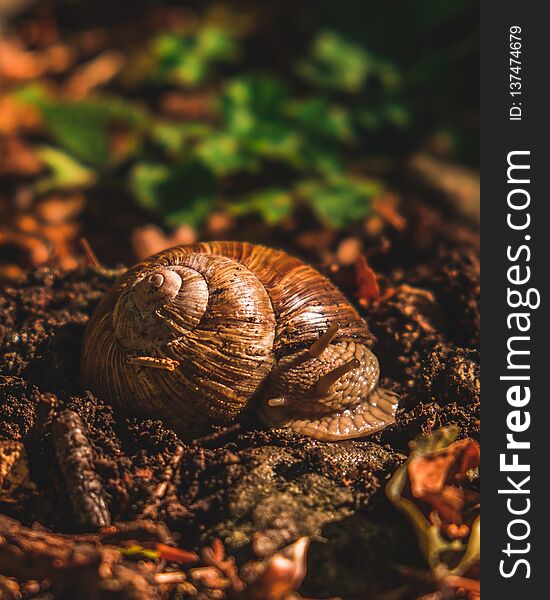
<box><xmin>52</xmin><ymin>409</ymin><xmax>111</xmax><ymax>530</ymax></box>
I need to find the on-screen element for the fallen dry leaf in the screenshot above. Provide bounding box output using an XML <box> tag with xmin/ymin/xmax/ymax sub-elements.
<box><xmin>155</xmin><ymin>543</ymin><xmax>199</xmax><ymax>565</ymax></box>
<box><xmin>0</xmin><ymin>136</ymin><xmax>43</xmax><ymax>176</ymax></box>
<box><xmin>0</xmin><ymin>38</ymin><xmax>44</xmax><ymax>80</ymax></box>
<box><xmin>35</xmin><ymin>193</ymin><xmax>86</xmax><ymax>225</ymax></box>
<box><xmin>408</xmin><ymin>438</ymin><xmax>480</xmax><ymax>498</ymax></box>
<box><xmin>0</xmin><ymin>229</ymin><xmax>52</xmax><ymax>268</ymax></box>
<box><xmin>440</xmin><ymin>574</ymin><xmax>480</xmax><ymax>600</ymax></box>
<box><xmin>373</xmin><ymin>193</ymin><xmax>407</xmax><ymax>232</ymax></box>
<box><xmin>131</xmin><ymin>224</ymin><xmax>197</xmax><ymax>260</ymax></box>
<box><xmin>407</xmin><ymin>438</ymin><xmax>479</xmax><ymax>532</ymax></box>
<box><xmin>336</xmin><ymin>236</ymin><xmax>361</xmax><ymax>265</ymax></box>
<box><xmin>42</xmin><ymin>43</ymin><xmax>74</xmax><ymax>74</ymax></box>
<box><xmin>244</xmin><ymin>537</ymin><xmax>310</xmax><ymax>600</ymax></box>
<box><xmin>386</xmin><ymin>428</ymin><xmax>480</xmax><ymax>600</ymax></box>
<box><xmin>355</xmin><ymin>254</ymin><xmax>381</xmax><ymax>306</ymax></box>
<box><xmin>201</xmin><ymin>538</ymin><xmax>245</xmax><ymax>594</ymax></box>
<box><xmin>65</xmin><ymin>50</ymin><xmax>124</xmax><ymax>98</ymax></box>
<box><xmin>0</xmin><ymin>95</ymin><xmax>42</xmax><ymax>135</ymax></box>
<box><xmin>160</xmin><ymin>90</ymin><xmax>218</xmax><ymax>120</ymax></box>
<box><xmin>206</xmin><ymin>211</ymin><xmax>236</xmax><ymax>237</ymax></box>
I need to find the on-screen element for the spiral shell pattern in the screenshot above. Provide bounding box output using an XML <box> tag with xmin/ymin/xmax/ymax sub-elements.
<box><xmin>81</xmin><ymin>242</ymin><xmax>387</xmax><ymax>436</ymax></box>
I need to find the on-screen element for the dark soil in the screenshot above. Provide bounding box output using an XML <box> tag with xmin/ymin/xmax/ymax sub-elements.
<box><xmin>0</xmin><ymin>200</ymin><xmax>479</xmax><ymax>599</ymax></box>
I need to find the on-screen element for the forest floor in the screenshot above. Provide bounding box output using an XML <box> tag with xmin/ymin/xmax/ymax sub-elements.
<box><xmin>0</xmin><ymin>192</ymin><xmax>480</xmax><ymax>600</ymax></box>
<box><xmin>0</xmin><ymin>3</ymin><xmax>479</xmax><ymax>598</ymax></box>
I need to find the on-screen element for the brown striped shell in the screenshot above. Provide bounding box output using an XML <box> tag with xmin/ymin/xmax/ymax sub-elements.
<box><xmin>81</xmin><ymin>242</ymin><xmax>398</xmax><ymax>441</ymax></box>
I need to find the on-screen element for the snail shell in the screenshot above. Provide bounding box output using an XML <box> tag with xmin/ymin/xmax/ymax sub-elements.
<box><xmin>81</xmin><ymin>242</ymin><xmax>398</xmax><ymax>441</ymax></box>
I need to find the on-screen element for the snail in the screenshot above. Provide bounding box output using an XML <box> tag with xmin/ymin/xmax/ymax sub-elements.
<box><xmin>81</xmin><ymin>242</ymin><xmax>398</xmax><ymax>441</ymax></box>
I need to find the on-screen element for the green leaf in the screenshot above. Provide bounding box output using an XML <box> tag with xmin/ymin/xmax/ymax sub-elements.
<box><xmin>154</xmin><ymin>34</ymin><xmax>194</xmax><ymax>81</ymax></box>
<box><xmin>300</xmin><ymin>145</ymin><xmax>343</xmax><ymax>176</ymax></box>
<box><xmin>130</xmin><ymin>161</ymin><xmax>215</xmax><ymax>228</ymax></box>
<box><xmin>152</xmin><ymin>26</ymin><xmax>237</xmax><ymax>87</ymax></box>
<box><xmin>39</xmin><ymin>102</ymin><xmax>111</xmax><ymax>166</ymax></box>
<box><xmin>228</xmin><ymin>188</ymin><xmax>293</xmax><ymax>225</ymax></box>
<box><xmin>220</xmin><ymin>76</ymin><xmax>304</xmax><ymax>166</ymax></box>
<box><xmin>196</xmin><ymin>25</ymin><xmax>237</xmax><ymax>61</ymax></box>
<box><xmin>286</xmin><ymin>98</ymin><xmax>353</xmax><ymax>143</ymax></box>
<box><xmin>296</xmin><ymin>175</ymin><xmax>381</xmax><ymax>228</ymax></box>
<box><xmin>18</xmin><ymin>89</ymin><xmax>149</xmax><ymax>167</ymax></box>
<box><xmin>246</xmin><ymin>126</ymin><xmax>303</xmax><ymax>165</ymax></box>
<box><xmin>150</xmin><ymin>122</ymin><xmax>214</xmax><ymax>156</ymax></box>
<box><xmin>194</xmin><ymin>133</ymin><xmax>258</xmax><ymax>175</ymax></box>
<box><xmin>13</xmin><ymin>83</ymin><xmax>49</xmax><ymax>105</ymax></box>
<box><xmin>384</xmin><ymin>103</ymin><xmax>411</xmax><ymax>127</ymax></box>
<box><xmin>34</xmin><ymin>146</ymin><xmax>96</xmax><ymax>194</ymax></box>
<box><xmin>357</xmin><ymin>102</ymin><xmax>411</xmax><ymax>131</ymax></box>
<box><xmin>221</xmin><ymin>76</ymin><xmax>288</xmax><ymax>138</ymax></box>
<box><xmin>296</xmin><ymin>31</ymin><xmax>371</xmax><ymax>93</ymax></box>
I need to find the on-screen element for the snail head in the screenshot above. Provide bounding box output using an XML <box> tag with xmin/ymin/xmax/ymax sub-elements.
<box><xmin>262</xmin><ymin>337</ymin><xmax>380</xmax><ymax>419</ymax></box>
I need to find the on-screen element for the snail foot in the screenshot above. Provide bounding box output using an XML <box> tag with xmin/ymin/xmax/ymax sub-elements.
<box><xmin>260</xmin><ymin>386</ymin><xmax>399</xmax><ymax>441</ymax></box>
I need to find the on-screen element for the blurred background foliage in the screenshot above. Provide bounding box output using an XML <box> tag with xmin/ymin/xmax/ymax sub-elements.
<box><xmin>1</xmin><ymin>0</ymin><xmax>479</xmax><ymax>243</ymax></box>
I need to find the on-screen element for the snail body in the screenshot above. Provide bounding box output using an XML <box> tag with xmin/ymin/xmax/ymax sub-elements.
<box><xmin>81</xmin><ymin>242</ymin><xmax>398</xmax><ymax>441</ymax></box>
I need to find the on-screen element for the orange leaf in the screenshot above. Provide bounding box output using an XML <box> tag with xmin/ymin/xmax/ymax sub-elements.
<box><xmin>246</xmin><ymin>538</ymin><xmax>310</xmax><ymax>600</ymax></box>
<box><xmin>155</xmin><ymin>543</ymin><xmax>199</xmax><ymax>565</ymax></box>
<box><xmin>355</xmin><ymin>255</ymin><xmax>380</xmax><ymax>306</ymax></box>
<box><xmin>407</xmin><ymin>438</ymin><xmax>480</xmax><ymax>530</ymax></box>
<box><xmin>408</xmin><ymin>439</ymin><xmax>479</xmax><ymax>498</ymax></box>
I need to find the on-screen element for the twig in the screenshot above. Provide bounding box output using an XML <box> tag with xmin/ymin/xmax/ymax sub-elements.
<box><xmin>80</xmin><ymin>237</ymin><xmax>101</xmax><ymax>269</ymax></box>
<box><xmin>140</xmin><ymin>445</ymin><xmax>185</xmax><ymax>519</ymax></box>
<box><xmin>155</xmin><ymin>445</ymin><xmax>185</xmax><ymax>499</ymax></box>
<box><xmin>191</xmin><ymin>423</ymin><xmax>242</xmax><ymax>447</ymax></box>
<box><xmin>0</xmin><ymin>513</ymin><xmax>111</xmax><ymax>582</ymax></box>
<box><xmin>154</xmin><ymin>571</ymin><xmax>187</xmax><ymax>585</ymax></box>
<box><xmin>0</xmin><ymin>514</ymin><xmax>163</xmax><ymax>600</ymax></box>
<box><xmin>52</xmin><ymin>409</ymin><xmax>111</xmax><ymax>530</ymax></box>
<box><xmin>201</xmin><ymin>538</ymin><xmax>245</xmax><ymax>593</ymax></box>
<box><xmin>79</xmin><ymin>237</ymin><xmax>127</xmax><ymax>278</ymax></box>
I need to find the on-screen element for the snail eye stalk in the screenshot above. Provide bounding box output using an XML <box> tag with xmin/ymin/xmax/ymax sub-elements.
<box><xmin>315</xmin><ymin>358</ymin><xmax>360</xmax><ymax>397</ymax></box>
<box><xmin>307</xmin><ymin>321</ymin><xmax>340</xmax><ymax>358</ymax></box>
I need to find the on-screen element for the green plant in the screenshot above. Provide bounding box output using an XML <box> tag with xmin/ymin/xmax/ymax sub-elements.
<box><xmin>11</xmin><ymin>3</ymin><xmax>477</xmax><ymax>230</ymax></box>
